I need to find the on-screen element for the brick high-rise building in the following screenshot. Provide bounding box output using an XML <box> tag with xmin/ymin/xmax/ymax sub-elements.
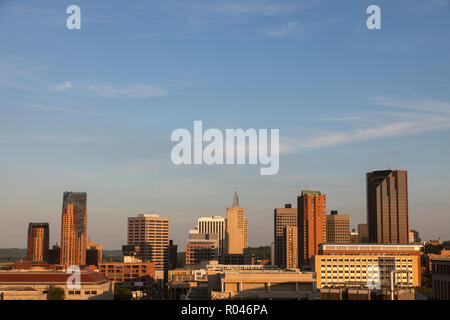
<box><xmin>326</xmin><ymin>211</ymin><xmax>350</xmax><ymax>243</ymax></box>
<box><xmin>26</xmin><ymin>223</ymin><xmax>49</xmax><ymax>263</ymax></box>
<box><xmin>366</xmin><ymin>170</ymin><xmax>409</xmax><ymax>243</ymax></box>
<box><xmin>297</xmin><ymin>190</ymin><xmax>327</xmax><ymax>266</ymax></box>
<box><xmin>60</xmin><ymin>192</ymin><xmax>87</xmax><ymax>267</ymax></box>
<box><xmin>225</xmin><ymin>191</ymin><xmax>248</xmax><ymax>255</ymax></box>
<box><xmin>274</xmin><ymin>204</ymin><xmax>298</xmax><ymax>268</ymax></box>
<box><xmin>127</xmin><ymin>214</ymin><xmax>170</xmax><ymax>270</ymax></box>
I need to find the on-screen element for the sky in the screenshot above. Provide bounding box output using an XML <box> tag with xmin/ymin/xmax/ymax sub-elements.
<box><xmin>0</xmin><ymin>0</ymin><xmax>449</xmax><ymax>250</ymax></box>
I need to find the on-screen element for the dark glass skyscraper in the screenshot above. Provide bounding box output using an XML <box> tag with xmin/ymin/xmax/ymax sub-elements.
<box><xmin>366</xmin><ymin>170</ymin><xmax>409</xmax><ymax>243</ymax></box>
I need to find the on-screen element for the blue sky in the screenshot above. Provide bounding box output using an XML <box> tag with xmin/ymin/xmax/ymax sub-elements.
<box><xmin>0</xmin><ymin>0</ymin><xmax>449</xmax><ymax>249</ymax></box>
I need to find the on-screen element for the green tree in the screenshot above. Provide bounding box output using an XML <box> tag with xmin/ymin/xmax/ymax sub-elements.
<box><xmin>114</xmin><ymin>287</ymin><xmax>132</xmax><ymax>300</ymax></box>
<box><xmin>47</xmin><ymin>285</ymin><xmax>65</xmax><ymax>300</ymax></box>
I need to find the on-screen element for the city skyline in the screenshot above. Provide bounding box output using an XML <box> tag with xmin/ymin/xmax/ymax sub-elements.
<box><xmin>1</xmin><ymin>0</ymin><xmax>450</xmax><ymax>249</ymax></box>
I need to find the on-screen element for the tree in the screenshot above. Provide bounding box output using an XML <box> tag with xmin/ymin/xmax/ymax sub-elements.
<box><xmin>47</xmin><ymin>285</ymin><xmax>65</xmax><ymax>300</ymax></box>
<box><xmin>114</xmin><ymin>287</ymin><xmax>132</xmax><ymax>300</ymax></box>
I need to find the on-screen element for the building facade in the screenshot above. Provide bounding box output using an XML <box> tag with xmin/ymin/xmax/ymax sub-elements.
<box><xmin>225</xmin><ymin>191</ymin><xmax>248</xmax><ymax>255</ymax></box>
<box><xmin>326</xmin><ymin>211</ymin><xmax>350</xmax><ymax>243</ymax></box>
<box><xmin>0</xmin><ymin>271</ymin><xmax>112</xmax><ymax>300</ymax></box>
<box><xmin>314</xmin><ymin>243</ymin><xmax>422</xmax><ymax>290</ymax></box>
<box><xmin>186</xmin><ymin>233</ymin><xmax>219</xmax><ymax>265</ymax></box>
<box><xmin>26</xmin><ymin>223</ymin><xmax>49</xmax><ymax>263</ymax></box>
<box><xmin>127</xmin><ymin>214</ymin><xmax>170</xmax><ymax>270</ymax></box>
<box><xmin>274</xmin><ymin>204</ymin><xmax>298</xmax><ymax>268</ymax></box>
<box><xmin>431</xmin><ymin>258</ymin><xmax>450</xmax><ymax>300</ymax></box>
<box><xmin>298</xmin><ymin>190</ymin><xmax>327</xmax><ymax>266</ymax></box>
<box><xmin>358</xmin><ymin>224</ymin><xmax>369</xmax><ymax>243</ymax></box>
<box><xmin>366</xmin><ymin>170</ymin><xmax>409</xmax><ymax>243</ymax></box>
<box><xmin>196</xmin><ymin>216</ymin><xmax>226</xmax><ymax>258</ymax></box>
<box><xmin>60</xmin><ymin>192</ymin><xmax>87</xmax><ymax>267</ymax></box>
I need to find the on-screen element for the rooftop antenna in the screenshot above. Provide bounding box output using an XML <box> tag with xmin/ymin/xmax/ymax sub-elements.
<box><xmin>232</xmin><ymin>190</ymin><xmax>239</xmax><ymax>207</ymax></box>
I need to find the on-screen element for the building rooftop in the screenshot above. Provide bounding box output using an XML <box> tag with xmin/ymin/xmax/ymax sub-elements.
<box><xmin>0</xmin><ymin>271</ymin><xmax>109</xmax><ymax>284</ymax></box>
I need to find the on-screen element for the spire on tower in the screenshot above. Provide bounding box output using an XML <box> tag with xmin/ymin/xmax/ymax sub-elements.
<box><xmin>232</xmin><ymin>190</ymin><xmax>239</xmax><ymax>207</ymax></box>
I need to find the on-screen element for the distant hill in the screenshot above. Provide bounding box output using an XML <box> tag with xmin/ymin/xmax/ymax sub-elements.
<box><xmin>0</xmin><ymin>248</ymin><xmax>27</xmax><ymax>262</ymax></box>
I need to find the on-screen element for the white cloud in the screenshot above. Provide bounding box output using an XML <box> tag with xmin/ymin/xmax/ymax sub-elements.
<box><xmin>266</xmin><ymin>21</ymin><xmax>303</xmax><ymax>37</ymax></box>
<box><xmin>280</xmin><ymin>96</ymin><xmax>450</xmax><ymax>153</ymax></box>
<box><xmin>88</xmin><ymin>84</ymin><xmax>168</xmax><ymax>98</ymax></box>
<box><xmin>51</xmin><ymin>81</ymin><xmax>72</xmax><ymax>91</ymax></box>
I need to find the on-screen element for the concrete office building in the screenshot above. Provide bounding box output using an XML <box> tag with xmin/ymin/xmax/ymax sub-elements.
<box><xmin>225</xmin><ymin>191</ymin><xmax>248</xmax><ymax>255</ymax></box>
<box><xmin>274</xmin><ymin>204</ymin><xmax>298</xmax><ymax>268</ymax></box>
<box><xmin>326</xmin><ymin>211</ymin><xmax>350</xmax><ymax>243</ymax></box>
<box><xmin>196</xmin><ymin>216</ymin><xmax>226</xmax><ymax>257</ymax></box>
<box><xmin>60</xmin><ymin>192</ymin><xmax>87</xmax><ymax>267</ymax></box>
<box><xmin>314</xmin><ymin>243</ymin><xmax>422</xmax><ymax>290</ymax></box>
<box><xmin>431</xmin><ymin>258</ymin><xmax>450</xmax><ymax>300</ymax></box>
<box><xmin>26</xmin><ymin>223</ymin><xmax>49</xmax><ymax>263</ymax></box>
<box><xmin>366</xmin><ymin>170</ymin><xmax>409</xmax><ymax>243</ymax></box>
<box><xmin>298</xmin><ymin>190</ymin><xmax>327</xmax><ymax>266</ymax></box>
<box><xmin>210</xmin><ymin>269</ymin><xmax>318</xmax><ymax>300</ymax></box>
<box><xmin>127</xmin><ymin>214</ymin><xmax>170</xmax><ymax>270</ymax></box>
<box><xmin>186</xmin><ymin>232</ymin><xmax>219</xmax><ymax>265</ymax></box>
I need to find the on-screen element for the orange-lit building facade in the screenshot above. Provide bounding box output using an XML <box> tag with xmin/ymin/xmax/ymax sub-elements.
<box><xmin>26</xmin><ymin>223</ymin><xmax>49</xmax><ymax>263</ymax></box>
<box><xmin>98</xmin><ymin>262</ymin><xmax>156</xmax><ymax>283</ymax></box>
<box><xmin>60</xmin><ymin>192</ymin><xmax>87</xmax><ymax>267</ymax></box>
<box><xmin>274</xmin><ymin>204</ymin><xmax>298</xmax><ymax>268</ymax></box>
<box><xmin>298</xmin><ymin>190</ymin><xmax>327</xmax><ymax>266</ymax></box>
<box><xmin>366</xmin><ymin>170</ymin><xmax>409</xmax><ymax>244</ymax></box>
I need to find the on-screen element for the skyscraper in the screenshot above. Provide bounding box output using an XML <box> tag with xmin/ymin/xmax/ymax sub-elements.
<box><xmin>195</xmin><ymin>216</ymin><xmax>226</xmax><ymax>257</ymax></box>
<box><xmin>326</xmin><ymin>210</ymin><xmax>350</xmax><ymax>243</ymax></box>
<box><xmin>284</xmin><ymin>225</ymin><xmax>298</xmax><ymax>269</ymax></box>
<box><xmin>225</xmin><ymin>191</ymin><xmax>248</xmax><ymax>255</ymax></box>
<box><xmin>366</xmin><ymin>170</ymin><xmax>409</xmax><ymax>243</ymax></box>
<box><xmin>26</xmin><ymin>223</ymin><xmax>49</xmax><ymax>263</ymax></box>
<box><xmin>297</xmin><ymin>190</ymin><xmax>327</xmax><ymax>266</ymax></box>
<box><xmin>358</xmin><ymin>223</ymin><xmax>369</xmax><ymax>243</ymax></box>
<box><xmin>274</xmin><ymin>204</ymin><xmax>298</xmax><ymax>268</ymax></box>
<box><xmin>127</xmin><ymin>214</ymin><xmax>170</xmax><ymax>270</ymax></box>
<box><xmin>60</xmin><ymin>192</ymin><xmax>87</xmax><ymax>267</ymax></box>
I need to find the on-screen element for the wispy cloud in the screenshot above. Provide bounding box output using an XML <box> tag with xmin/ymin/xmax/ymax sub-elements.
<box><xmin>266</xmin><ymin>21</ymin><xmax>303</xmax><ymax>37</ymax></box>
<box><xmin>281</xmin><ymin>96</ymin><xmax>450</xmax><ymax>153</ymax></box>
<box><xmin>0</xmin><ymin>135</ymin><xmax>109</xmax><ymax>145</ymax></box>
<box><xmin>27</xmin><ymin>104</ymin><xmax>108</xmax><ymax>116</ymax></box>
<box><xmin>192</xmin><ymin>0</ymin><xmax>317</xmax><ymax>17</ymax></box>
<box><xmin>51</xmin><ymin>81</ymin><xmax>72</xmax><ymax>91</ymax></box>
<box><xmin>88</xmin><ymin>84</ymin><xmax>168</xmax><ymax>98</ymax></box>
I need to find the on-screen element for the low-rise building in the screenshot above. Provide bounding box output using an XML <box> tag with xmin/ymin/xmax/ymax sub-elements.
<box><xmin>314</xmin><ymin>243</ymin><xmax>422</xmax><ymax>290</ymax></box>
<box><xmin>0</xmin><ymin>271</ymin><xmax>113</xmax><ymax>300</ymax></box>
<box><xmin>210</xmin><ymin>269</ymin><xmax>317</xmax><ymax>300</ymax></box>
<box><xmin>431</xmin><ymin>258</ymin><xmax>450</xmax><ymax>300</ymax></box>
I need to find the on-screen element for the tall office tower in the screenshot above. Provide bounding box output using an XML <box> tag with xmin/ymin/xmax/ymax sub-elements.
<box><xmin>26</xmin><ymin>223</ymin><xmax>49</xmax><ymax>263</ymax></box>
<box><xmin>350</xmin><ymin>229</ymin><xmax>359</xmax><ymax>243</ymax></box>
<box><xmin>366</xmin><ymin>170</ymin><xmax>409</xmax><ymax>243</ymax></box>
<box><xmin>168</xmin><ymin>240</ymin><xmax>178</xmax><ymax>270</ymax></box>
<box><xmin>285</xmin><ymin>225</ymin><xmax>298</xmax><ymax>268</ymax></box>
<box><xmin>326</xmin><ymin>210</ymin><xmax>350</xmax><ymax>243</ymax></box>
<box><xmin>297</xmin><ymin>190</ymin><xmax>327</xmax><ymax>266</ymax></box>
<box><xmin>225</xmin><ymin>191</ymin><xmax>248</xmax><ymax>255</ymax></box>
<box><xmin>274</xmin><ymin>204</ymin><xmax>298</xmax><ymax>268</ymax></box>
<box><xmin>127</xmin><ymin>214</ymin><xmax>170</xmax><ymax>270</ymax></box>
<box><xmin>60</xmin><ymin>192</ymin><xmax>87</xmax><ymax>267</ymax></box>
<box><xmin>358</xmin><ymin>223</ymin><xmax>369</xmax><ymax>243</ymax></box>
<box><xmin>196</xmin><ymin>216</ymin><xmax>226</xmax><ymax>257</ymax></box>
